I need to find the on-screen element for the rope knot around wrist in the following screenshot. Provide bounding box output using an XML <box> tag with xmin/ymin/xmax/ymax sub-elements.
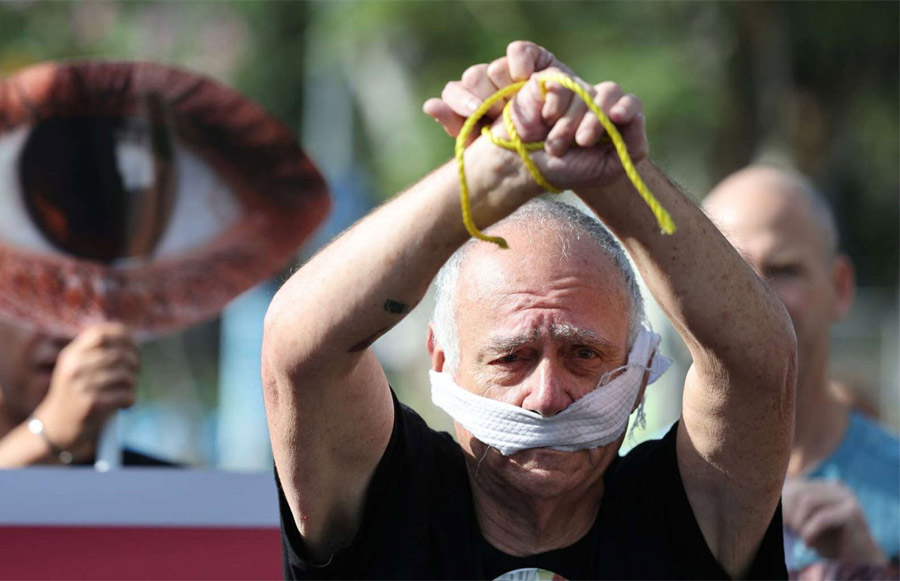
<box><xmin>453</xmin><ymin>71</ymin><xmax>676</xmax><ymax>248</ymax></box>
<box><xmin>27</xmin><ymin>416</ymin><xmax>73</xmax><ymax>465</ymax></box>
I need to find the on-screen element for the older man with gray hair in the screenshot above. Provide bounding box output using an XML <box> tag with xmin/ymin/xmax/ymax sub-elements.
<box><xmin>263</xmin><ymin>42</ymin><xmax>796</xmax><ymax>579</ymax></box>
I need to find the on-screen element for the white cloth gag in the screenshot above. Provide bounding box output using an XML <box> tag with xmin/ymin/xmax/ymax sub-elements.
<box><xmin>430</xmin><ymin>327</ymin><xmax>671</xmax><ymax>456</ymax></box>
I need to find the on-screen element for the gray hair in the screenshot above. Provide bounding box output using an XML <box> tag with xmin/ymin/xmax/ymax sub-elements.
<box><xmin>432</xmin><ymin>198</ymin><xmax>645</xmax><ymax>373</ymax></box>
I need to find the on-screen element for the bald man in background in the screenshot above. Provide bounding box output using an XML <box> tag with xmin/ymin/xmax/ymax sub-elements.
<box><xmin>704</xmin><ymin>166</ymin><xmax>900</xmax><ymax>576</ymax></box>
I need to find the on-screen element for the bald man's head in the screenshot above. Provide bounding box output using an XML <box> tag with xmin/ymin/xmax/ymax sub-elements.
<box><xmin>705</xmin><ymin>165</ymin><xmax>838</xmax><ymax>259</ymax></box>
<box><xmin>703</xmin><ymin>165</ymin><xmax>855</xmax><ymax>391</ymax></box>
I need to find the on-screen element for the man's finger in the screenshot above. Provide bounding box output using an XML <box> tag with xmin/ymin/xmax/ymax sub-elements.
<box><xmin>609</xmin><ymin>93</ymin><xmax>643</xmax><ymax>125</ymax></box>
<box><xmin>789</xmin><ymin>490</ymin><xmax>832</xmax><ymax>532</ymax></box>
<box><xmin>70</xmin><ymin>322</ymin><xmax>132</xmax><ymax>351</ymax></box>
<box><xmin>95</xmin><ymin>370</ymin><xmax>137</xmax><ymax>396</ymax></box>
<box><xmin>440</xmin><ymin>81</ymin><xmax>483</xmax><ymax>118</ymax></box>
<box><xmin>509</xmin><ymin>77</ymin><xmax>550</xmax><ymax>143</ymax></box>
<box><xmin>545</xmin><ymin>76</ymin><xmax>593</xmax><ymax>156</ymax></box>
<box><xmin>507</xmin><ymin>40</ymin><xmax>569</xmax><ymax>81</ymax></box>
<box><xmin>574</xmin><ymin>82</ymin><xmax>622</xmax><ymax>148</ymax></box>
<box><xmin>460</xmin><ymin>63</ymin><xmax>504</xmax><ymax>117</ymax></box>
<box><xmin>423</xmin><ymin>98</ymin><xmax>465</xmax><ymax>138</ymax></box>
<box><xmin>540</xmin><ymin>67</ymin><xmax>580</xmax><ymax>126</ymax></box>
<box><xmin>100</xmin><ymin>349</ymin><xmax>140</xmax><ymax>373</ymax></box>
<box><xmin>799</xmin><ymin>503</ymin><xmax>848</xmax><ymax>547</ymax></box>
<box><xmin>487</xmin><ymin>57</ymin><xmax>515</xmax><ymax>89</ymax></box>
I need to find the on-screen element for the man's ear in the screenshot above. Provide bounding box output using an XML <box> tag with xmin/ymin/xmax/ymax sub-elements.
<box><xmin>427</xmin><ymin>323</ymin><xmax>446</xmax><ymax>372</ymax></box>
<box><xmin>830</xmin><ymin>254</ymin><xmax>855</xmax><ymax>321</ymax></box>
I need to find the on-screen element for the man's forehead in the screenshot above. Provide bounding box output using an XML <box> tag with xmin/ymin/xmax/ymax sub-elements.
<box><xmin>461</xmin><ymin>225</ymin><xmax>619</xmax><ymax>279</ymax></box>
<box><xmin>486</xmin><ymin>323</ymin><xmax>614</xmax><ymax>346</ymax></box>
<box><xmin>706</xmin><ymin>174</ymin><xmax>830</xmax><ymax>258</ymax></box>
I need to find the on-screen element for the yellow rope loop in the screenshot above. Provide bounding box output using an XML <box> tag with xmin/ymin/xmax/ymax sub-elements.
<box><xmin>537</xmin><ymin>72</ymin><xmax>676</xmax><ymax>235</ymax></box>
<box><xmin>455</xmin><ymin>82</ymin><xmax>526</xmax><ymax>248</ymax></box>
<box><xmin>480</xmin><ymin>126</ymin><xmax>543</xmax><ymax>151</ymax></box>
<box><xmin>454</xmin><ymin>72</ymin><xmax>676</xmax><ymax>249</ymax></box>
<box><xmin>502</xmin><ymin>100</ymin><xmax>562</xmax><ymax>195</ymax></box>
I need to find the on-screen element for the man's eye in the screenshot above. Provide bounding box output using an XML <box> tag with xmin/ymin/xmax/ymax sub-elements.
<box><xmin>495</xmin><ymin>353</ymin><xmax>520</xmax><ymax>364</ymax></box>
<box><xmin>575</xmin><ymin>348</ymin><xmax>596</xmax><ymax>359</ymax></box>
<box><xmin>765</xmin><ymin>264</ymin><xmax>801</xmax><ymax>279</ymax></box>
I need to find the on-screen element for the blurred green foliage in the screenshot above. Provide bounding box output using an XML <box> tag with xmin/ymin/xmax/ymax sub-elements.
<box><xmin>1</xmin><ymin>0</ymin><xmax>896</xmax><ymax>289</ymax></box>
<box><xmin>0</xmin><ymin>0</ymin><xmax>896</xmax><ymax>462</ymax></box>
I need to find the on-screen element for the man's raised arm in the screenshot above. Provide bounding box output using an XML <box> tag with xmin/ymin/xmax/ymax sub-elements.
<box><xmin>261</xmin><ymin>128</ymin><xmax>542</xmax><ymax>560</ymax></box>
<box><xmin>578</xmin><ymin>160</ymin><xmax>796</xmax><ymax>576</ymax></box>
<box><xmin>428</xmin><ymin>42</ymin><xmax>797</xmax><ymax>577</ymax></box>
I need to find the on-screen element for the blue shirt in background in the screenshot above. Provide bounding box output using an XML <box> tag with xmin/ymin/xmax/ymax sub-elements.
<box><xmin>786</xmin><ymin>411</ymin><xmax>900</xmax><ymax>569</ymax></box>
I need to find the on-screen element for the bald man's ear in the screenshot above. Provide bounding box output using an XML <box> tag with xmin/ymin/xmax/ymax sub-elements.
<box><xmin>426</xmin><ymin>323</ymin><xmax>446</xmax><ymax>372</ymax></box>
<box><xmin>831</xmin><ymin>254</ymin><xmax>855</xmax><ymax>321</ymax></box>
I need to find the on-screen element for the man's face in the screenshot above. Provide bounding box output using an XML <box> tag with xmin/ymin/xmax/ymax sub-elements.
<box><xmin>445</xmin><ymin>225</ymin><xmax>632</xmax><ymax>498</ymax></box>
<box><xmin>704</xmin><ymin>171</ymin><xmax>844</xmax><ymax>379</ymax></box>
<box><xmin>0</xmin><ymin>320</ymin><xmax>66</xmax><ymax>426</ymax></box>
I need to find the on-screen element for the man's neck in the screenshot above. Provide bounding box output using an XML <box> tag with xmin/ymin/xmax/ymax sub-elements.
<box><xmin>789</xmin><ymin>370</ymin><xmax>850</xmax><ymax>478</ymax></box>
<box><xmin>466</xmin><ymin>462</ymin><xmax>605</xmax><ymax>556</ymax></box>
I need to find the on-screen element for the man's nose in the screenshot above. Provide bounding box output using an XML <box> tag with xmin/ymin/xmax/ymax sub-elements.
<box><xmin>521</xmin><ymin>359</ymin><xmax>571</xmax><ymax>417</ymax></box>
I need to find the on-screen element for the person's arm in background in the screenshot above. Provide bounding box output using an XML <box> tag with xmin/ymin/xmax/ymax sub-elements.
<box><xmin>0</xmin><ymin>323</ymin><xmax>138</xmax><ymax>467</ymax></box>
<box><xmin>783</xmin><ymin>479</ymin><xmax>887</xmax><ymax>565</ymax></box>
<box><xmin>426</xmin><ymin>41</ymin><xmax>797</xmax><ymax>577</ymax></box>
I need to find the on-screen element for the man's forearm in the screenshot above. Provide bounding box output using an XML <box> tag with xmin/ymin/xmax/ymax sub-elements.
<box><xmin>577</xmin><ymin>159</ymin><xmax>796</xmax><ymax>578</ymax></box>
<box><xmin>576</xmin><ymin>159</ymin><xmax>795</xmax><ymax>380</ymax></box>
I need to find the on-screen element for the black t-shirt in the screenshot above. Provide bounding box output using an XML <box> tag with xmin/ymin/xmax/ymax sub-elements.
<box><xmin>278</xmin><ymin>392</ymin><xmax>787</xmax><ymax>579</ymax></box>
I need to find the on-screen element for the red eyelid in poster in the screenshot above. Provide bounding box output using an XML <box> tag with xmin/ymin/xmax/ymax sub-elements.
<box><xmin>0</xmin><ymin>60</ymin><xmax>330</xmax><ymax>339</ymax></box>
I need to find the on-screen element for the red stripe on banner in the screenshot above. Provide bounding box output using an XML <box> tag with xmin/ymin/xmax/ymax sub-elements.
<box><xmin>0</xmin><ymin>526</ymin><xmax>282</xmax><ymax>580</ymax></box>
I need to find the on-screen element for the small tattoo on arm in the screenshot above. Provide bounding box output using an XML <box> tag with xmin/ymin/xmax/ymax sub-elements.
<box><xmin>347</xmin><ymin>300</ymin><xmax>407</xmax><ymax>352</ymax></box>
<box><xmin>383</xmin><ymin>299</ymin><xmax>408</xmax><ymax>314</ymax></box>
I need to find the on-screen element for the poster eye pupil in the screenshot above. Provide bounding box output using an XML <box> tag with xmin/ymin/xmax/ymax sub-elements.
<box><xmin>18</xmin><ymin>116</ymin><xmax>174</xmax><ymax>263</ymax></box>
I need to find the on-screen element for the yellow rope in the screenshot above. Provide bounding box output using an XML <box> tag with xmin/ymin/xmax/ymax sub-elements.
<box><xmin>500</xmin><ymin>99</ymin><xmax>562</xmax><ymax>195</ymax></box>
<box><xmin>455</xmin><ymin>82</ymin><xmax>525</xmax><ymax>248</ymax></box>
<box><xmin>454</xmin><ymin>71</ymin><xmax>676</xmax><ymax>248</ymax></box>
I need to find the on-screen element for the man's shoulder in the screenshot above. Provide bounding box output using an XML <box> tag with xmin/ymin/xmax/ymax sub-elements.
<box><xmin>396</xmin><ymin>399</ymin><xmax>463</xmax><ymax>462</ymax></box>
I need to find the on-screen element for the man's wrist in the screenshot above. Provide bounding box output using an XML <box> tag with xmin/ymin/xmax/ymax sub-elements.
<box><xmin>463</xmin><ymin>138</ymin><xmax>542</xmax><ymax>220</ymax></box>
<box><xmin>26</xmin><ymin>416</ymin><xmax>73</xmax><ymax>465</ymax></box>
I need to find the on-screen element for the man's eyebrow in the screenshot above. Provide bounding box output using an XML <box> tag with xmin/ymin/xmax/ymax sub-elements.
<box><xmin>478</xmin><ymin>325</ymin><xmax>618</xmax><ymax>359</ymax></box>
<box><xmin>550</xmin><ymin>324</ymin><xmax>618</xmax><ymax>352</ymax></box>
<box><xmin>479</xmin><ymin>329</ymin><xmax>540</xmax><ymax>358</ymax></box>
